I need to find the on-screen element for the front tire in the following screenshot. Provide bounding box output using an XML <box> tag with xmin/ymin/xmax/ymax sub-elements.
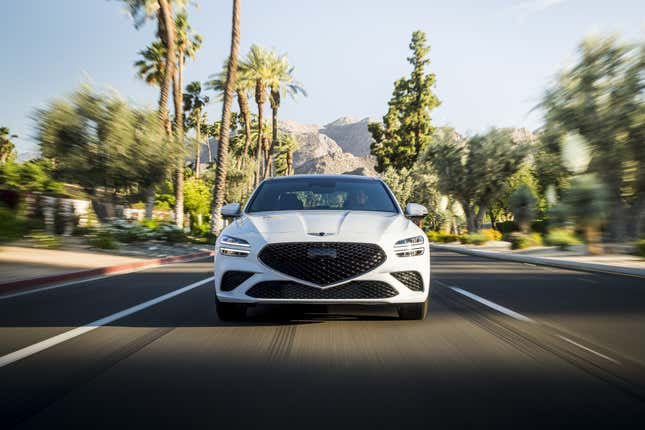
<box><xmin>397</xmin><ymin>300</ymin><xmax>428</xmax><ymax>320</ymax></box>
<box><xmin>216</xmin><ymin>296</ymin><xmax>247</xmax><ymax>321</ymax></box>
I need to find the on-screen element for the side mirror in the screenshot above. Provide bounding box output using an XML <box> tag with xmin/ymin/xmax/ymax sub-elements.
<box><xmin>405</xmin><ymin>203</ymin><xmax>428</xmax><ymax>218</ymax></box>
<box><xmin>221</xmin><ymin>202</ymin><xmax>242</xmax><ymax>218</ymax></box>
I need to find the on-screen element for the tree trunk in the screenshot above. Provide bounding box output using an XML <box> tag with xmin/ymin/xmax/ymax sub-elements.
<box><xmin>157</xmin><ymin>0</ymin><xmax>176</xmax><ymax>135</ymax></box>
<box><xmin>235</xmin><ymin>89</ymin><xmax>251</xmax><ymax>169</ymax></box>
<box><xmin>254</xmin><ymin>79</ymin><xmax>266</xmax><ymax>186</ymax></box>
<box><xmin>475</xmin><ymin>203</ymin><xmax>487</xmax><ymax>232</ymax></box>
<box><xmin>463</xmin><ymin>203</ymin><xmax>476</xmax><ymax>233</ymax></box>
<box><xmin>145</xmin><ymin>185</ymin><xmax>155</xmax><ymax>219</ymax></box>
<box><xmin>264</xmin><ymin>102</ymin><xmax>279</xmax><ymax>179</ymax></box>
<box><xmin>286</xmin><ymin>150</ymin><xmax>293</xmax><ymax>176</ymax></box>
<box><xmin>195</xmin><ymin>111</ymin><xmax>201</xmax><ymax>178</ymax></box>
<box><xmin>173</xmin><ymin>51</ymin><xmax>185</xmax><ymax>228</ymax></box>
<box><xmin>487</xmin><ymin>209</ymin><xmax>497</xmax><ymax>230</ymax></box>
<box><xmin>210</xmin><ymin>0</ymin><xmax>241</xmax><ymax>234</ymax></box>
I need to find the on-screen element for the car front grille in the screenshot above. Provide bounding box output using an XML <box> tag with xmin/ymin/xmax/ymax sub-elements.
<box><xmin>391</xmin><ymin>271</ymin><xmax>424</xmax><ymax>292</ymax></box>
<box><xmin>220</xmin><ymin>271</ymin><xmax>255</xmax><ymax>292</ymax></box>
<box><xmin>258</xmin><ymin>242</ymin><xmax>386</xmax><ymax>286</ymax></box>
<box><xmin>246</xmin><ymin>280</ymin><xmax>398</xmax><ymax>300</ymax></box>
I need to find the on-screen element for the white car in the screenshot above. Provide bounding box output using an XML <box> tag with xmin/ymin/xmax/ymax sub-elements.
<box><xmin>213</xmin><ymin>175</ymin><xmax>430</xmax><ymax>320</ymax></box>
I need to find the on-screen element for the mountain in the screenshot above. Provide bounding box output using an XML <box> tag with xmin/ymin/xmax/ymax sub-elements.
<box><xmin>281</xmin><ymin>117</ymin><xmax>377</xmax><ymax>176</ymax></box>
<box><xmin>320</xmin><ymin>117</ymin><xmax>374</xmax><ymax>156</ymax></box>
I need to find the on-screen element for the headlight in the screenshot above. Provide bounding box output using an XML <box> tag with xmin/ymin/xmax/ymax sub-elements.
<box><xmin>394</xmin><ymin>235</ymin><xmax>425</xmax><ymax>257</ymax></box>
<box><xmin>220</xmin><ymin>235</ymin><xmax>250</xmax><ymax>247</ymax></box>
<box><xmin>219</xmin><ymin>235</ymin><xmax>250</xmax><ymax>257</ymax></box>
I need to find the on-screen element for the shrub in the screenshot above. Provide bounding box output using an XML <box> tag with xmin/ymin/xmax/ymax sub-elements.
<box><xmin>496</xmin><ymin>220</ymin><xmax>519</xmax><ymax>234</ymax></box>
<box><xmin>459</xmin><ymin>233</ymin><xmax>489</xmax><ymax>245</ymax></box>
<box><xmin>545</xmin><ymin>228</ymin><xmax>581</xmax><ymax>250</ymax></box>
<box><xmin>530</xmin><ymin>232</ymin><xmax>543</xmax><ymax>246</ymax></box>
<box><xmin>0</xmin><ymin>205</ymin><xmax>26</xmax><ymax>242</ymax></box>
<box><xmin>436</xmin><ymin>233</ymin><xmax>460</xmax><ymax>243</ymax></box>
<box><xmin>156</xmin><ymin>224</ymin><xmax>187</xmax><ymax>243</ymax></box>
<box><xmin>26</xmin><ymin>231</ymin><xmax>62</xmax><ymax>249</ymax></box>
<box><xmin>481</xmin><ymin>228</ymin><xmax>502</xmax><ymax>241</ymax></box>
<box><xmin>635</xmin><ymin>240</ymin><xmax>645</xmax><ymax>258</ymax></box>
<box><xmin>87</xmin><ymin>230</ymin><xmax>119</xmax><ymax>250</ymax></box>
<box><xmin>140</xmin><ymin>219</ymin><xmax>160</xmax><ymax>230</ymax></box>
<box><xmin>191</xmin><ymin>222</ymin><xmax>210</xmax><ymax>237</ymax></box>
<box><xmin>107</xmin><ymin>221</ymin><xmax>152</xmax><ymax>243</ymax></box>
<box><xmin>72</xmin><ymin>226</ymin><xmax>95</xmax><ymax>236</ymax></box>
<box><xmin>506</xmin><ymin>232</ymin><xmax>542</xmax><ymax>250</ymax></box>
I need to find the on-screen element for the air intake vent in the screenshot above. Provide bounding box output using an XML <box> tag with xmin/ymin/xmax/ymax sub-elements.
<box><xmin>246</xmin><ymin>280</ymin><xmax>398</xmax><ymax>299</ymax></box>
<box><xmin>391</xmin><ymin>271</ymin><xmax>424</xmax><ymax>292</ymax></box>
<box><xmin>220</xmin><ymin>271</ymin><xmax>254</xmax><ymax>292</ymax></box>
<box><xmin>258</xmin><ymin>242</ymin><xmax>386</xmax><ymax>286</ymax></box>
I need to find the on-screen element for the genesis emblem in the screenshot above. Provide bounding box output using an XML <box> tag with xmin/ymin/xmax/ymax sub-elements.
<box><xmin>307</xmin><ymin>232</ymin><xmax>334</xmax><ymax>237</ymax></box>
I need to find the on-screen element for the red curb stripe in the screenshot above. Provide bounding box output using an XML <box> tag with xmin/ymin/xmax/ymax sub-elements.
<box><xmin>0</xmin><ymin>251</ymin><xmax>214</xmax><ymax>294</ymax></box>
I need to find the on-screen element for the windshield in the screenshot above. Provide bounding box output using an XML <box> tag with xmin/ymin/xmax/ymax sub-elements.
<box><xmin>246</xmin><ymin>177</ymin><xmax>399</xmax><ymax>213</ymax></box>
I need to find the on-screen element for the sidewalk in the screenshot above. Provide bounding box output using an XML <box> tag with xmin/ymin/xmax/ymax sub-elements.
<box><xmin>432</xmin><ymin>241</ymin><xmax>645</xmax><ymax>278</ymax></box>
<box><xmin>0</xmin><ymin>242</ymin><xmax>214</xmax><ymax>293</ymax></box>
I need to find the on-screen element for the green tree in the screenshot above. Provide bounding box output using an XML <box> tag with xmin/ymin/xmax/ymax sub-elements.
<box><xmin>206</xmin><ymin>63</ymin><xmax>254</xmax><ymax>168</ymax></box>
<box><xmin>556</xmin><ymin>174</ymin><xmax>609</xmax><ymax>252</ymax></box>
<box><xmin>0</xmin><ymin>127</ymin><xmax>17</xmax><ymax>164</ymax></box>
<box><xmin>172</xmin><ymin>10</ymin><xmax>202</xmax><ymax>227</ymax></box>
<box><xmin>123</xmin><ymin>0</ymin><xmax>184</xmax><ymax>134</ymax></box>
<box><xmin>540</xmin><ymin>36</ymin><xmax>645</xmax><ymax>240</ymax></box>
<box><xmin>35</xmin><ymin>85</ymin><xmax>172</xmax><ymax>202</ymax></box>
<box><xmin>488</xmin><ymin>163</ymin><xmax>540</xmax><ymax>229</ymax></box>
<box><xmin>239</xmin><ymin>44</ymin><xmax>274</xmax><ymax>183</ymax></box>
<box><xmin>369</xmin><ymin>31</ymin><xmax>440</xmax><ymax>172</ymax></box>
<box><xmin>508</xmin><ymin>184</ymin><xmax>537</xmax><ymax>233</ymax></box>
<box><xmin>134</xmin><ymin>40</ymin><xmax>166</xmax><ymax>86</ymax></box>
<box><xmin>124</xmin><ymin>0</ymin><xmax>185</xmax><ymax>218</ymax></box>
<box><xmin>265</xmin><ymin>53</ymin><xmax>306</xmax><ymax>178</ymax></box>
<box><xmin>184</xmin><ymin>81</ymin><xmax>209</xmax><ymax>178</ymax></box>
<box><xmin>210</xmin><ymin>0</ymin><xmax>241</xmax><ymax>233</ymax></box>
<box><xmin>273</xmin><ymin>133</ymin><xmax>299</xmax><ymax>176</ymax></box>
<box><xmin>183</xmin><ymin>177</ymin><xmax>211</xmax><ymax>227</ymax></box>
<box><xmin>423</xmin><ymin>128</ymin><xmax>531</xmax><ymax>232</ymax></box>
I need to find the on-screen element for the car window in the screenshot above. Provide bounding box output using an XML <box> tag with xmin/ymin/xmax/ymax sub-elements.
<box><xmin>246</xmin><ymin>178</ymin><xmax>399</xmax><ymax>213</ymax></box>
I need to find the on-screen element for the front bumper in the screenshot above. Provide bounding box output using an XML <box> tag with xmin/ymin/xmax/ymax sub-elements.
<box><xmin>214</xmin><ymin>245</ymin><xmax>430</xmax><ymax>305</ymax></box>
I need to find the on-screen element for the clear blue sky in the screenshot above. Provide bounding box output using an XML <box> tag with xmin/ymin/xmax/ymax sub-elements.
<box><xmin>1</xmin><ymin>0</ymin><xmax>643</xmax><ymax>153</ymax></box>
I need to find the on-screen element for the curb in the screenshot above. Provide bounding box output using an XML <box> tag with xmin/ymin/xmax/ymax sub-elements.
<box><xmin>0</xmin><ymin>250</ymin><xmax>215</xmax><ymax>294</ymax></box>
<box><xmin>431</xmin><ymin>244</ymin><xmax>645</xmax><ymax>278</ymax></box>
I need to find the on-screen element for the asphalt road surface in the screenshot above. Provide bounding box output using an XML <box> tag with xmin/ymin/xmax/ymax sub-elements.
<box><xmin>1</xmin><ymin>249</ymin><xmax>644</xmax><ymax>429</ymax></box>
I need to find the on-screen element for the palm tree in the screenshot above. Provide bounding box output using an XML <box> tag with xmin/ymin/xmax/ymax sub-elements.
<box><xmin>172</xmin><ymin>11</ymin><xmax>201</xmax><ymax>227</ymax></box>
<box><xmin>206</xmin><ymin>64</ymin><xmax>253</xmax><ymax>169</ymax></box>
<box><xmin>265</xmin><ymin>54</ymin><xmax>306</xmax><ymax>178</ymax></box>
<box><xmin>123</xmin><ymin>0</ymin><xmax>184</xmax><ymax>218</ymax></box>
<box><xmin>0</xmin><ymin>127</ymin><xmax>17</xmax><ymax>164</ymax></box>
<box><xmin>210</xmin><ymin>0</ymin><xmax>241</xmax><ymax>234</ymax></box>
<box><xmin>239</xmin><ymin>45</ymin><xmax>275</xmax><ymax>184</ymax></box>
<box><xmin>184</xmin><ymin>81</ymin><xmax>209</xmax><ymax>178</ymax></box>
<box><xmin>273</xmin><ymin>133</ymin><xmax>299</xmax><ymax>176</ymax></box>
<box><xmin>134</xmin><ymin>40</ymin><xmax>166</xmax><ymax>86</ymax></box>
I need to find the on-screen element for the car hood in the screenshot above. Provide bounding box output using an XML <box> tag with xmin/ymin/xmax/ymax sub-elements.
<box><xmin>226</xmin><ymin>210</ymin><xmax>418</xmax><ymax>244</ymax></box>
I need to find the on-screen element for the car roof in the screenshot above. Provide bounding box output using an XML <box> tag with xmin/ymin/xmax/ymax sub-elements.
<box><xmin>264</xmin><ymin>174</ymin><xmax>380</xmax><ymax>182</ymax></box>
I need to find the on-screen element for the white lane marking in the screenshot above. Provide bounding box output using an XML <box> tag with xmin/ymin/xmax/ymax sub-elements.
<box><xmin>556</xmin><ymin>335</ymin><xmax>620</xmax><ymax>365</ymax></box>
<box><xmin>0</xmin><ymin>276</ymin><xmax>215</xmax><ymax>369</ymax></box>
<box><xmin>0</xmin><ymin>255</ymin><xmax>213</xmax><ymax>300</ymax></box>
<box><xmin>576</xmin><ymin>277</ymin><xmax>598</xmax><ymax>284</ymax></box>
<box><xmin>435</xmin><ymin>280</ymin><xmax>534</xmax><ymax>323</ymax></box>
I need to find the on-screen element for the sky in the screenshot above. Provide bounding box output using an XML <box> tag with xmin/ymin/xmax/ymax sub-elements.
<box><xmin>1</xmin><ymin>0</ymin><xmax>643</xmax><ymax>154</ymax></box>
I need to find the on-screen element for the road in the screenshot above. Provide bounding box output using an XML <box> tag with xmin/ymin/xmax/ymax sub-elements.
<box><xmin>1</xmin><ymin>249</ymin><xmax>644</xmax><ymax>429</ymax></box>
